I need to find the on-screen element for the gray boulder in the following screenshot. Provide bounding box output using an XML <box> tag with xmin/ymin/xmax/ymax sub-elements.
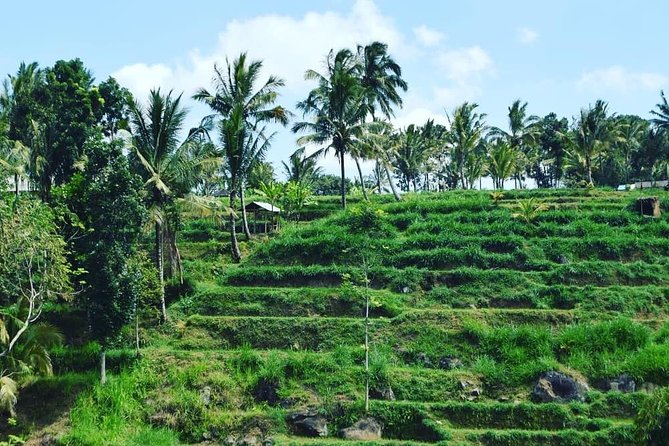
<box><xmin>532</xmin><ymin>371</ymin><xmax>589</xmax><ymax>403</ymax></box>
<box><xmin>370</xmin><ymin>385</ymin><xmax>395</xmax><ymax>401</ymax></box>
<box><xmin>438</xmin><ymin>356</ymin><xmax>463</xmax><ymax>370</ymax></box>
<box><xmin>340</xmin><ymin>417</ymin><xmax>382</xmax><ymax>441</ymax></box>
<box><xmin>603</xmin><ymin>374</ymin><xmax>636</xmax><ymax>393</ymax></box>
<box><xmin>287</xmin><ymin>408</ymin><xmax>328</xmax><ymax>437</ymax></box>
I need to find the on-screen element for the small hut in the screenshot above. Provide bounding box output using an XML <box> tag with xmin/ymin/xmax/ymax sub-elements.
<box><xmin>245</xmin><ymin>201</ymin><xmax>281</xmax><ymax>233</ymax></box>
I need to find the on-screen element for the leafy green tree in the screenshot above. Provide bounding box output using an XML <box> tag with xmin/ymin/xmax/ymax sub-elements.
<box><xmin>447</xmin><ymin>102</ymin><xmax>487</xmax><ymax>189</ymax></box>
<box><xmin>195</xmin><ymin>53</ymin><xmax>289</xmax><ymax>257</ymax></box>
<box><xmin>66</xmin><ymin>136</ymin><xmax>146</xmax><ymax>383</ymax></box>
<box><xmin>293</xmin><ymin>49</ymin><xmax>368</xmax><ymax>210</ymax></box>
<box><xmin>535</xmin><ymin>113</ymin><xmax>569</xmax><ymax>187</ymax></box>
<box><xmin>0</xmin><ymin>198</ymin><xmax>70</xmax><ymax>415</ymax></box>
<box><xmin>32</xmin><ymin>59</ymin><xmax>103</xmax><ymax>199</ymax></box>
<box><xmin>311</xmin><ymin>174</ymin><xmax>352</xmax><ymax>196</ymax></box>
<box><xmin>98</xmin><ymin>77</ymin><xmax>132</xmax><ymax>139</ymax></box>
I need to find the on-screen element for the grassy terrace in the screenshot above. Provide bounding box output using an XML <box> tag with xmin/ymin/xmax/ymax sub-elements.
<box><xmin>18</xmin><ymin>188</ymin><xmax>669</xmax><ymax>445</ymax></box>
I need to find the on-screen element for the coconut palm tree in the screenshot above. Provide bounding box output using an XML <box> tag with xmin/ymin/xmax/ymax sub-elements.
<box><xmin>0</xmin><ymin>63</ymin><xmax>44</xmax><ymax>198</ymax></box>
<box><xmin>392</xmin><ymin>124</ymin><xmax>432</xmax><ymax>192</ymax></box>
<box><xmin>194</xmin><ymin>53</ymin><xmax>289</xmax><ymax>251</ymax></box>
<box><xmin>128</xmin><ymin>89</ymin><xmax>220</xmax><ymax>322</ymax></box>
<box><xmin>651</xmin><ymin>90</ymin><xmax>669</xmax><ymax>130</ymax></box>
<box><xmin>614</xmin><ymin>117</ymin><xmax>647</xmax><ymax>184</ymax></box>
<box><xmin>487</xmin><ymin>139</ymin><xmax>516</xmax><ymax>189</ymax></box>
<box><xmin>354</xmin><ymin>120</ymin><xmax>402</xmax><ymax>200</ymax></box>
<box><xmin>353</xmin><ymin>41</ymin><xmax>408</xmax><ymax>199</ymax></box>
<box><xmin>447</xmin><ymin>102</ymin><xmax>487</xmax><ymax>189</ymax></box>
<box><xmin>562</xmin><ymin>100</ymin><xmax>622</xmax><ymax>185</ymax></box>
<box><xmin>293</xmin><ymin>48</ymin><xmax>368</xmax><ymax>210</ymax></box>
<box><xmin>282</xmin><ymin>147</ymin><xmax>323</xmax><ymax>186</ymax></box>
<box><xmin>357</xmin><ymin>42</ymin><xmax>408</xmax><ymax>120</ymax></box>
<box><xmin>490</xmin><ymin>100</ymin><xmax>539</xmax><ymax>188</ymax></box>
<box><xmin>0</xmin><ymin>140</ymin><xmax>29</xmax><ymax>198</ymax></box>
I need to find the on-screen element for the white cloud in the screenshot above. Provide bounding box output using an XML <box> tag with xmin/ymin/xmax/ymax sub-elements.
<box><xmin>437</xmin><ymin>46</ymin><xmax>493</xmax><ymax>84</ymax></box>
<box><xmin>577</xmin><ymin>66</ymin><xmax>668</xmax><ymax>93</ymax></box>
<box><xmin>393</xmin><ymin>107</ymin><xmax>449</xmax><ymax>129</ymax></box>
<box><xmin>113</xmin><ymin>0</ymin><xmax>405</xmax><ymax>101</ymax></box>
<box><xmin>413</xmin><ymin>25</ymin><xmax>444</xmax><ymax>47</ymax></box>
<box><xmin>111</xmin><ymin>0</ymin><xmax>493</xmax><ymax>176</ymax></box>
<box><xmin>434</xmin><ymin>85</ymin><xmax>484</xmax><ymax>110</ymax></box>
<box><xmin>517</xmin><ymin>27</ymin><xmax>539</xmax><ymax>45</ymax></box>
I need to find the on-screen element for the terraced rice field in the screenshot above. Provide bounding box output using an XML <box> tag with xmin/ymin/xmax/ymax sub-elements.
<box><xmin>55</xmin><ymin>189</ymin><xmax>669</xmax><ymax>445</ymax></box>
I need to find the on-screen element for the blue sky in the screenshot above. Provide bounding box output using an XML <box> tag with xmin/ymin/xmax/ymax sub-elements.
<box><xmin>2</xmin><ymin>0</ymin><xmax>668</xmax><ymax>176</ymax></box>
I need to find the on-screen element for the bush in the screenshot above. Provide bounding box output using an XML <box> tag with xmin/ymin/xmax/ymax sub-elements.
<box><xmin>635</xmin><ymin>387</ymin><xmax>669</xmax><ymax>446</ymax></box>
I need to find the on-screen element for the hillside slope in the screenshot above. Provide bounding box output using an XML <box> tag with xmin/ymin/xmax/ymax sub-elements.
<box><xmin>42</xmin><ymin>190</ymin><xmax>669</xmax><ymax>444</ymax></box>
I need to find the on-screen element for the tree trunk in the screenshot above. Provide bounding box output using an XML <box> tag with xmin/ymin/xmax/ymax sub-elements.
<box><xmin>339</xmin><ymin>152</ymin><xmax>347</xmax><ymax>210</ymax></box>
<box><xmin>586</xmin><ymin>158</ymin><xmax>593</xmax><ymax>185</ymax></box>
<box><xmin>135</xmin><ymin>312</ymin><xmax>140</xmax><ymax>354</ymax></box>
<box><xmin>384</xmin><ymin>163</ymin><xmax>401</xmax><ymax>201</ymax></box>
<box><xmin>375</xmin><ymin>161</ymin><xmax>382</xmax><ymax>194</ymax></box>
<box><xmin>229</xmin><ymin>190</ymin><xmax>242</xmax><ymax>262</ymax></box>
<box><xmin>100</xmin><ymin>350</ymin><xmax>107</xmax><ymax>384</ymax></box>
<box><xmin>364</xmin><ymin>266</ymin><xmax>370</xmax><ymax>413</ymax></box>
<box><xmin>155</xmin><ymin>221</ymin><xmax>167</xmax><ymax>324</ymax></box>
<box><xmin>14</xmin><ymin>173</ymin><xmax>19</xmax><ymax>199</ymax></box>
<box><xmin>240</xmin><ymin>185</ymin><xmax>252</xmax><ymax>240</ymax></box>
<box><xmin>354</xmin><ymin>157</ymin><xmax>369</xmax><ymax>201</ymax></box>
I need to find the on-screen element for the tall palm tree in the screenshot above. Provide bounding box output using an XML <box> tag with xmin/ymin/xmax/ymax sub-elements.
<box><xmin>651</xmin><ymin>91</ymin><xmax>669</xmax><ymax>130</ymax></box>
<box><xmin>562</xmin><ymin>100</ymin><xmax>621</xmax><ymax>185</ymax></box>
<box><xmin>128</xmin><ymin>89</ymin><xmax>219</xmax><ymax>322</ymax></box>
<box><xmin>293</xmin><ymin>49</ymin><xmax>368</xmax><ymax>210</ymax></box>
<box><xmin>194</xmin><ymin>53</ymin><xmax>289</xmax><ymax>255</ymax></box>
<box><xmin>355</xmin><ymin>42</ymin><xmax>407</xmax><ymax>199</ymax></box>
<box><xmin>447</xmin><ymin>102</ymin><xmax>487</xmax><ymax>189</ymax></box>
<box><xmin>282</xmin><ymin>147</ymin><xmax>323</xmax><ymax>186</ymax></box>
<box><xmin>490</xmin><ymin>100</ymin><xmax>539</xmax><ymax>188</ymax></box>
<box><xmin>615</xmin><ymin>117</ymin><xmax>647</xmax><ymax>183</ymax></box>
<box><xmin>357</xmin><ymin>42</ymin><xmax>408</xmax><ymax>120</ymax></box>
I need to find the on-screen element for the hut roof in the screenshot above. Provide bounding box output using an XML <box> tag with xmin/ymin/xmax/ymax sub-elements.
<box><xmin>245</xmin><ymin>201</ymin><xmax>281</xmax><ymax>213</ymax></box>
